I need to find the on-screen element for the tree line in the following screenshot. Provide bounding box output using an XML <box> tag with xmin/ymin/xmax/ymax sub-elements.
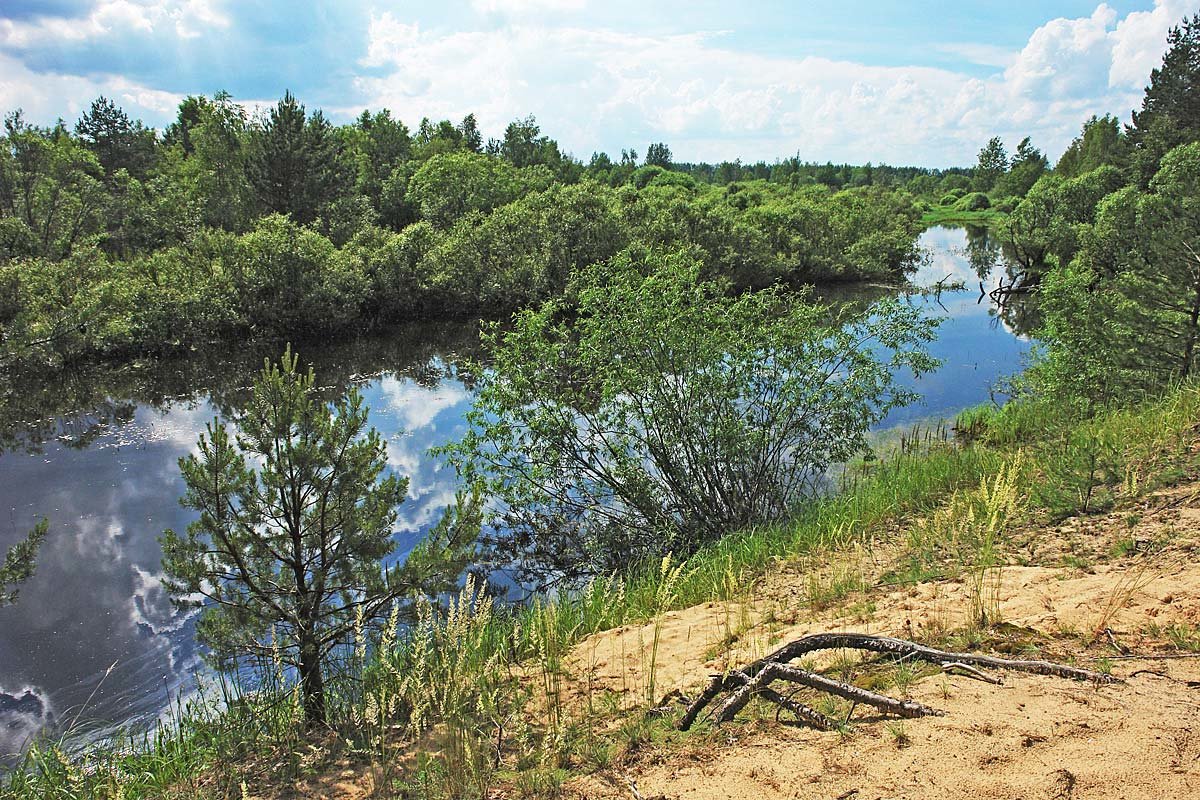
<box><xmin>0</xmin><ymin>93</ymin><xmax>933</xmax><ymax>368</ymax></box>
<box><xmin>999</xmin><ymin>14</ymin><xmax>1200</xmax><ymax>409</ymax></box>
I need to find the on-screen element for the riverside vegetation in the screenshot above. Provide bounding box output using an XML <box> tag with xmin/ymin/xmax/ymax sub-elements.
<box><xmin>3</xmin><ymin>10</ymin><xmax>1200</xmax><ymax>800</ymax></box>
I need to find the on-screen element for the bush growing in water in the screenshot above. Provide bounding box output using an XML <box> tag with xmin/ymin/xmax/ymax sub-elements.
<box><xmin>440</xmin><ymin>247</ymin><xmax>939</xmax><ymax>585</ymax></box>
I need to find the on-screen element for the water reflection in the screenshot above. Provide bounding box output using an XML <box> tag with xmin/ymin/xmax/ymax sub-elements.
<box><xmin>0</xmin><ymin>226</ymin><xmax>1033</xmax><ymax>754</ymax></box>
<box><xmin>0</xmin><ymin>323</ymin><xmax>482</xmax><ymax>756</ymax></box>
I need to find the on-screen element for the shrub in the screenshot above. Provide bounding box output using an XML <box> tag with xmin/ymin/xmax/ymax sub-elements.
<box><xmin>954</xmin><ymin>192</ymin><xmax>991</xmax><ymax>211</ymax></box>
<box><xmin>441</xmin><ymin>247</ymin><xmax>939</xmax><ymax>585</ymax></box>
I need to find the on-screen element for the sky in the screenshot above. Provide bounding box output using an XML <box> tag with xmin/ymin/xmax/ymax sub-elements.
<box><xmin>0</xmin><ymin>0</ymin><xmax>1195</xmax><ymax>167</ymax></box>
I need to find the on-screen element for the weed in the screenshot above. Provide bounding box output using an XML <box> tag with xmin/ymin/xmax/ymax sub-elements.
<box><xmin>891</xmin><ymin>659</ymin><xmax>918</xmax><ymax>698</ymax></box>
<box><xmin>885</xmin><ymin>721</ymin><xmax>912</xmax><ymax>748</ymax></box>
<box><xmin>1166</xmin><ymin>623</ymin><xmax>1200</xmax><ymax>652</ymax></box>
<box><xmin>1092</xmin><ymin>563</ymin><xmax>1158</xmax><ymax>640</ymax></box>
<box><xmin>1110</xmin><ymin>537</ymin><xmax>1139</xmax><ymax>558</ymax></box>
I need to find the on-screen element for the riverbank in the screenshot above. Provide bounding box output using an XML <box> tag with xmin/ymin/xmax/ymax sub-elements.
<box><xmin>920</xmin><ymin>206</ymin><xmax>1007</xmax><ymax>227</ymax></box>
<box><xmin>7</xmin><ymin>379</ymin><xmax>1199</xmax><ymax>798</ymax></box>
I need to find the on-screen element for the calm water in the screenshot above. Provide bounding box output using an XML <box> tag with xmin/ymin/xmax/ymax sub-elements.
<box><xmin>0</xmin><ymin>225</ymin><xmax>1030</xmax><ymax>755</ymax></box>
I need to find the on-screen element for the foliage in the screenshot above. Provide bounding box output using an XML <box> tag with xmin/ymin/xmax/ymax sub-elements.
<box><xmin>954</xmin><ymin>192</ymin><xmax>990</xmax><ymax>212</ymax></box>
<box><xmin>161</xmin><ymin>348</ymin><xmax>479</xmax><ymax>725</ymax></box>
<box><xmin>0</xmin><ymin>92</ymin><xmax>931</xmax><ymax>366</ymax></box>
<box><xmin>993</xmin><ymin>136</ymin><xmax>1047</xmax><ymax>199</ymax></box>
<box><xmin>74</xmin><ymin>96</ymin><xmax>158</xmax><ymax>179</ymax></box>
<box><xmin>1002</xmin><ymin>165</ymin><xmax>1125</xmax><ymax>274</ymax></box>
<box><xmin>644</xmin><ymin>142</ymin><xmax>672</xmax><ymax>168</ymax></box>
<box><xmin>1128</xmin><ymin>13</ymin><xmax>1200</xmax><ymax>184</ymax></box>
<box><xmin>230</xmin><ymin>214</ymin><xmax>367</xmax><ymax>335</ymax></box>
<box><xmin>1030</xmin><ymin>142</ymin><xmax>1200</xmax><ymax>405</ymax></box>
<box><xmin>246</xmin><ymin>91</ymin><xmax>350</xmax><ymax>225</ymax></box>
<box><xmin>0</xmin><ymin>518</ymin><xmax>47</xmax><ymax>606</ymax></box>
<box><xmin>1055</xmin><ymin>114</ymin><xmax>1128</xmax><ymax>178</ymax></box>
<box><xmin>974</xmin><ymin>136</ymin><xmax>1008</xmax><ymax>192</ymax></box>
<box><xmin>441</xmin><ymin>247</ymin><xmax>939</xmax><ymax>584</ymax></box>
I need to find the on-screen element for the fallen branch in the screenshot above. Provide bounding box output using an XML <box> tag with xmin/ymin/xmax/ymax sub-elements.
<box><xmin>678</xmin><ymin>632</ymin><xmax>1120</xmax><ymax>731</ymax></box>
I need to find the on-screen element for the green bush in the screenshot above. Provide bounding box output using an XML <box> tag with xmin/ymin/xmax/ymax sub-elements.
<box><xmin>954</xmin><ymin>192</ymin><xmax>991</xmax><ymax>211</ymax></box>
<box><xmin>992</xmin><ymin>195</ymin><xmax>1019</xmax><ymax>213</ymax></box>
<box><xmin>440</xmin><ymin>246</ymin><xmax>939</xmax><ymax>584</ymax></box>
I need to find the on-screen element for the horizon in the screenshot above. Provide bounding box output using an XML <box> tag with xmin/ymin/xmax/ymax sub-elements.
<box><xmin>0</xmin><ymin>1</ymin><xmax>1195</xmax><ymax>169</ymax></box>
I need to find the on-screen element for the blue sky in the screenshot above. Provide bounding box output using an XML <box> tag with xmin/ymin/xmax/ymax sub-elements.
<box><xmin>0</xmin><ymin>0</ymin><xmax>1193</xmax><ymax>166</ymax></box>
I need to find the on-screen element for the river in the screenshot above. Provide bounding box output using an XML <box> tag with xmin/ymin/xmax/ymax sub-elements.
<box><xmin>0</xmin><ymin>224</ymin><xmax>1030</xmax><ymax>756</ymax></box>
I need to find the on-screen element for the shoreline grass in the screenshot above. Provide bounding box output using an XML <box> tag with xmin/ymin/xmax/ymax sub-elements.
<box><xmin>6</xmin><ymin>381</ymin><xmax>1200</xmax><ymax>799</ymax></box>
<box><xmin>920</xmin><ymin>207</ymin><xmax>1007</xmax><ymax>227</ymax></box>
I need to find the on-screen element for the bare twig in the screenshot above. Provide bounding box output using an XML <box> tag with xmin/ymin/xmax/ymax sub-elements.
<box><xmin>678</xmin><ymin>632</ymin><xmax>1119</xmax><ymax>731</ymax></box>
<box><xmin>940</xmin><ymin>661</ymin><xmax>1002</xmax><ymax>685</ymax></box>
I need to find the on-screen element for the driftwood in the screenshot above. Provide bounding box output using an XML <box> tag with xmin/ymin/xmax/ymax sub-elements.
<box><xmin>677</xmin><ymin>632</ymin><xmax>1121</xmax><ymax>731</ymax></box>
<box><xmin>978</xmin><ymin>274</ymin><xmax>1033</xmax><ymax>306</ymax></box>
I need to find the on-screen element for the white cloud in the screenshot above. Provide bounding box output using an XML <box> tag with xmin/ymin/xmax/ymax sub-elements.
<box><xmin>0</xmin><ymin>2</ymin><xmax>1187</xmax><ymax>166</ymax></box>
<box><xmin>0</xmin><ymin>685</ymin><xmax>54</xmax><ymax>756</ymax></box>
<box><xmin>472</xmin><ymin>0</ymin><xmax>587</xmax><ymax>15</ymax></box>
<box><xmin>0</xmin><ymin>51</ymin><xmax>183</xmax><ymax>123</ymax></box>
<box><xmin>129</xmin><ymin>565</ymin><xmax>194</xmax><ymax>635</ymax></box>
<box><xmin>935</xmin><ymin>43</ymin><xmax>1018</xmax><ymax>69</ymax></box>
<box><xmin>1109</xmin><ymin>0</ymin><xmax>1194</xmax><ymax>88</ymax></box>
<box><xmin>0</xmin><ymin>0</ymin><xmax>229</xmax><ymax>48</ymax></box>
<box><xmin>1004</xmin><ymin>5</ymin><xmax>1117</xmax><ymax>101</ymax></box>
<box><xmin>350</xmin><ymin>3</ymin><xmax>1187</xmax><ymax>167</ymax></box>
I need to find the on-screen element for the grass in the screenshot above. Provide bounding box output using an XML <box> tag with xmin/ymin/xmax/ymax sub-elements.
<box><xmin>7</xmin><ymin>379</ymin><xmax>1200</xmax><ymax>798</ymax></box>
<box><xmin>920</xmin><ymin>206</ymin><xmax>1006</xmax><ymax>226</ymax></box>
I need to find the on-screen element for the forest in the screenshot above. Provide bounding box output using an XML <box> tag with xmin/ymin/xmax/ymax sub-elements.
<box><xmin>0</xmin><ymin>92</ymin><xmax>933</xmax><ymax>368</ymax></box>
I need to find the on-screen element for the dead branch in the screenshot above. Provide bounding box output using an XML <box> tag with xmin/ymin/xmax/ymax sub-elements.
<box><xmin>677</xmin><ymin>632</ymin><xmax>1120</xmax><ymax>731</ymax></box>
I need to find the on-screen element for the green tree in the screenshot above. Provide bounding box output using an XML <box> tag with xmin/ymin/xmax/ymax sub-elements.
<box><xmin>247</xmin><ymin>92</ymin><xmax>350</xmax><ymax>224</ymax></box>
<box><xmin>1128</xmin><ymin>13</ymin><xmax>1200</xmax><ymax>184</ymax></box>
<box><xmin>497</xmin><ymin>114</ymin><xmax>576</xmax><ymax>179</ymax></box>
<box><xmin>1055</xmin><ymin>115</ymin><xmax>1128</xmax><ymax>178</ymax></box>
<box><xmin>0</xmin><ymin>113</ymin><xmax>108</xmax><ymax>260</ymax></box>
<box><xmin>230</xmin><ymin>214</ymin><xmax>368</xmax><ymax>334</ymax></box>
<box><xmin>423</xmin><ymin>181</ymin><xmax>626</xmax><ymax>310</ymax></box>
<box><xmin>994</xmin><ymin>136</ymin><xmax>1047</xmax><ymax>199</ymax></box>
<box><xmin>973</xmin><ymin>136</ymin><xmax>1009</xmax><ymax>192</ymax></box>
<box><xmin>457</xmin><ymin>113</ymin><xmax>483</xmax><ymax>153</ymax></box>
<box><xmin>345</xmin><ymin>109</ymin><xmax>411</xmax><ymax>213</ymax></box>
<box><xmin>1004</xmin><ymin>165</ymin><xmax>1124</xmax><ymax>274</ymax></box>
<box><xmin>74</xmin><ymin>96</ymin><xmax>157</xmax><ymax>179</ymax></box>
<box><xmin>0</xmin><ymin>519</ymin><xmax>47</xmax><ymax>606</ymax></box>
<box><xmin>1033</xmin><ymin>142</ymin><xmax>1200</xmax><ymax>405</ymax></box>
<box><xmin>406</xmin><ymin>151</ymin><xmax>524</xmax><ymax>228</ymax></box>
<box><xmin>645</xmin><ymin>142</ymin><xmax>672</xmax><ymax>168</ymax></box>
<box><xmin>441</xmin><ymin>248</ymin><xmax>938</xmax><ymax>584</ymax></box>
<box><xmin>183</xmin><ymin>92</ymin><xmax>255</xmax><ymax>231</ymax></box>
<box><xmin>162</xmin><ymin>349</ymin><xmax>479</xmax><ymax>726</ymax></box>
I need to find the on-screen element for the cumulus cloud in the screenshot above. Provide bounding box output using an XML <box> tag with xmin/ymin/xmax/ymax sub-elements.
<box><xmin>0</xmin><ymin>51</ymin><xmax>182</xmax><ymax>124</ymax></box>
<box><xmin>130</xmin><ymin>565</ymin><xmax>194</xmax><ymax>636</ymax></box>
<box><xmin>1109</xmin><ymin>0</ymin><xmax>1195</xmax><ymax>88</ymax></box>
<box><xmin>349</xmin><ymin>2</ymin><xmax>1191</xmax><ymax>166</ymax></box>
<box><xmin>377</xmin><ymin>375</ymin><xmax>471</xmax><ymax>432</ymax></box>
<box><xmin>0</xmin><ymin>0</ymin><xmax>229</xmax><ymax>47</ymax></box>
<box><xmin>0</xmin><ymin>1</ymin><xmax>1192</xmax><ymax>165</ymax></box>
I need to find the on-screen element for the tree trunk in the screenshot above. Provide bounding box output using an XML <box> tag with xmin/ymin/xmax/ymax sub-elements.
<box><xmin>299</xmin><ymin>634</ymin><xmax>326</xmax><ymax>727</ymax></box>
<box><xmin>1181</xmin><ymin>264</ymin><xmax>1200</xmax><ymax>379</ymax></box>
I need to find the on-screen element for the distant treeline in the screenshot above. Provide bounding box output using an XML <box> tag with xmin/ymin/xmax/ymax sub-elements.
<box><xmin>0</xmin><ymin>93</ymin><xmax>929</xmax><ymax>366</ymax></box>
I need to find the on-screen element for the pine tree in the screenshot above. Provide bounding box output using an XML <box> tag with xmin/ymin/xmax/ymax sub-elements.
<box><xmin>162</xmin><ymin>348</ymin><xmax>479</xmax><ymax>726</ymax></box>
<box><xmin>1128</xmin><ymin>13</ymin><xmax>1200</xmax><ymax>184</ymax></box>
